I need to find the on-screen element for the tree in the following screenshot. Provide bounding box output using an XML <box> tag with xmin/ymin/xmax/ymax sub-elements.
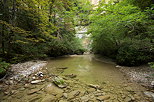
<box><xmin>89</xmin><ymin>0</ymin><xmax>154</xmax><ymax>66</ymax></box>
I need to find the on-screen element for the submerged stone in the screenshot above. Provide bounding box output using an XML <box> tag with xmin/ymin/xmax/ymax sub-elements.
<box><xmin>97</xmin><ymin>95</ymin><xmax>110</xmax><ymax>101</ymax></box>
<box><xmin>41</xmin><ymin>94</ymin><xmax>56</xmax><ymax>102</ymax></box>
<box><xmin>44</xmin><ymin>83</ymin><xmax>63</xmax><ymax>95</ymax></box>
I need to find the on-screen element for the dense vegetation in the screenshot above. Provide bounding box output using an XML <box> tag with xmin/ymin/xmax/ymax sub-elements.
<box><xmin>89</xmin><ymin>0</ymin><xmax>154</xmax><ymax>66</ymax></box>
<box><xmin>0</xmin><ymin>0</ymin><xmax>92</xmax><ymax>77</ymax></box>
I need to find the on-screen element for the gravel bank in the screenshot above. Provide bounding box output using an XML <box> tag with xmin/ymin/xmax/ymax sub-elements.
<box><xmin>118</xmin><ymin>65</ymin><xmax>154</xmax><ymax>88</ymax></box>
<box><xmin>1</xmin><ymin>61</ymin><xmax>47</xmax><ymax>84</ymax></box>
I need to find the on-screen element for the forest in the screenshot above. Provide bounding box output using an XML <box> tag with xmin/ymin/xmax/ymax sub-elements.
<box><xmin>0</xmin><ymin>0</ymin><xmax>154</xmax><ymax>76</ymax></box>
<box><xmin>0</xmin><ymin>0</ymin><xmax>92</xmax><ymax>76</ymax></box>
<box><xmin>89</xmin><ymin>0</ymin><xmax>154</xmax><ymax>66</ymax></box>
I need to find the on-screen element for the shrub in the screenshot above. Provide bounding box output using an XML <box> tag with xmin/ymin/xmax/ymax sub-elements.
<box><xmin>116</xmin><ymin>44</ymin><xmax>152</xmax><ymax>66</ymax></box>
<box><xmin>0</xmin><ymin>61</ymin><xmax>10</xmax><ymax>78</ymax></box>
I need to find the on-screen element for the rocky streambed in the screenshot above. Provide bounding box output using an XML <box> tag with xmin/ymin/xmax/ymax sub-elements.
<box><xmin>0</xmin><ymin>55</ymin><xmax>154</xmax><ymax>102</ymax></box>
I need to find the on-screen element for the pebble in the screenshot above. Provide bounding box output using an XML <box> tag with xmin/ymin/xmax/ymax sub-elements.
<box><xmin>31</xmin><ymin>80</ymin><xmax>44</xmax><ymax>84</ymax></box>
<box><xmin>97</xmin><ymin>95</ymin><xmax>110</xmax><ymax>101</ymax></box>
<box><xmin>28</xmin><ymin>89</ymin><xmax>40</xmax><ymax>95</ymax></box>
<box><xmin>151</xmin><ymin>81</ymin><xmax>154</xmax><ymax>86</ymax></box>
<box><xmin>88</xmin><ymin>84</ymin><xmax>100</xmax><ymax>89</ymax></box>
<box><xmin>63</xmin><ymin>93</ymin><xmax>68</xmax><ymax>98</ymax></box>
<box><xmin>125</xmin><ymin>97</ymin><xmax>133</xmax><ymax>102</ymax></box>
<box><xmin>59</xmin><ymin>100</ymin><xmax>67</xmax><ymax>102</ymax></box>
<box><xmin>68</xmin><ymin>90</ymin><xmax>80</xmax><ymax>99</ymax></box>
<box><xmin>80</xmin><ymin>95</ymin><xmax>90</xmax><ymax>102</ymax></box>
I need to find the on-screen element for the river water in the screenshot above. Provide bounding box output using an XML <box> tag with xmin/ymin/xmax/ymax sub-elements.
<box><xmin>46</xmin><ymin>54</ymin><xmax>148</xmax><ymax>101</ymax></box>
<box><xmin>0</xmin><ymin>54</ymin><xmax>149</xmax><ymax>102</ymax></box>
<box><xmin>47</xmin><ymin>55</ymin><xmax>127</xmax><ymax>85</ymax></box>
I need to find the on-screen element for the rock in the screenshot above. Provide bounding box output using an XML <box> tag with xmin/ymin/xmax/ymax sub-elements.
<box><xmin>58</xmin><ymin>67</ymin><xmax>68</xmax><ymax>69</ymax></box>
<box><xmin>65</xmin><ymin>74</ymin><xmax>77</xmax><ymax>78</ymax></box>
<box><xmin>144</xmin><ymin>91</ymin><xmax>154</xmax><ymax>99</ymax></box>
<box><xmin>4</xmin><ymin>91</ymin><xmax>9</xmax><ymax>95</ymax></box>
<box><xmin>29</xmin><ymin>96</ymin><xmax>41</xmax><ymax>102</ymax></box>
<box><xmin>19</xmin><ymin>87</ymin><xmax>25</xmax><ymax>91</ymax></box>
<box><xmin>37</xmin><ymin>71</ymin><xmax>44</xmax><ymax>77</ymax></box>
<box><xmin>88</xmin><ymin>84</ymin><xmax>100</xmax><ymax>89</ymax></box>
<box><xmin>125</xmin><ymin>87</ymin><xmax>134</xmax><ymax>92</ymax></box>
<box><xmin>95</xmin><ymin>93</ymin><xmax>104</xmax><ymax>97</ymax></box>
<box><xmin>9</xmin><ymin>80</ymin><xmax>14</xmax><ymax>84</ymax></box>
<box><xmin>151</xmin><ymin>81</ymin><xmax>154</xmax><ymax>86</ymax></box>
<box><xmin>32</xmin><ymin>76</ymin><xmax>36</xmax><ymax>79</ymax></box>
<box><xmin>97</xmin><ymin>95</ymin><xmax>110</xmax><ymax>101</ymax></box>
<box><xmin>44</xmin><ymin>83</ymin><xmax>63</xmax><ymax>95</ymax></box>
<box><xmin>24</xmin><ymin>84</ymin><xmax>30</xmax><ymax>88</ymax></box>
<box><xmin>68</xmin><ymin>90</ymin><xmax>80</xmax><ymax>99</ymax></box>
<box><xmin>80</xmin><ymin>95</ymin><xmax>90</xmax><ymax>102</ymax></box>
<box><xmin>122</xmin><ymin>95</ymin><xmax>126</xmax><ymax>99</ymax></box>
<box><xmin>53</xmin><ymin>76</ymin><xmax>67</xmax><ymax>88</ymax></box>
<box><xmin>31</xmin><ymin>80</ymin><xmax>44</xmax><ymax>84</ymax></box>
<box><xmin>124</xmin><ymin>97</ymin><xmax>133</xmax><ymax>102</ymax></box>
<box><xmin>116</xmin><ymin>65</ymin><xmax>121</xmax><ymax>68</ymax></box>
<box><xmin>28</xmin><ymin>89</ymin><xmax>40</xmax><ymax>95</ymax></box>
<box><xmin>88</xmin><ymin>88</ymin><xmax>96</xmax><ymax>92</ymax></box>
<box><xmin>41</xmin><ymin>94</ymin><xmax>56</xmax><ymax>102</ymax></box>
<box><xmin>11</xmin><ymin>90</ymin><xmax>17</xmax><ymax>94</ymax></box>
<box><xmin>63</xmin><ymin>93</ymin><xmax>68</xmax><ymax>98</ymax></box>
<box><xmin>56</xmin><ymin>93</ymin><xmax>63</xmax><ymax>98</ymax></box>
<box><xmin>59</xmin><ymin>100</ymin><xmax>67</xmax><ymax>102</ymax></box>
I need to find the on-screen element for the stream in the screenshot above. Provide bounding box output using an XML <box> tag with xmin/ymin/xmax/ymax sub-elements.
<box><xmin>0</xmin><ymin>54</ymin><xmax>151</xmax><ymax>102</ymax></box>
<box><xmin>47</xmin><ymin>54</ymin><xmax>148</xmax><ymax>102</ymax></box>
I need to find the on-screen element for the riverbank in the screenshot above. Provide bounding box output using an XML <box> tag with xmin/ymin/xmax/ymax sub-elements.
<box><xmin>93</xmin><ymin>54</ymin><xmax>154</xmax><ymax>90</ymax></box>
<box><xmin>118</xmin><ymin>65</ymin><xmax>154</xmax><ymax>89</ymax></box>
<box><xmin>0</xmin><ymin>61</ymin><xmax>47</xmax><ymax>85</ymax></box>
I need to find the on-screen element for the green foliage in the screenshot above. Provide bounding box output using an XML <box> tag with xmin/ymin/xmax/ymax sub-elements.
<box><xmin>0</xmin><ymin>61</ymin><xmax>10</xmax><ymax>78</ymax></box>
<box><xmin>47</xmin><ymin>35</ymin><xmax>85</xmax><ymax>57</ymax></box>
<box><xmin>125</xmin><ymin>0</ymin><xmax>153</xmax><ymax>10</ymax></box>
<box><xmin>116</xmin><ymin>43</ymin><xmax>152</xmax><ymax>66</ymax></box>
<box><xmin>149</xmin><ymin>62</ymin><xmax>154</xmax><ymax>68</ymax></box>
<box><xmin>89</xmin><ymin>0</ymin><xmax>154</xmax><ymax>66</ymax></box>
<box><xmin>0</xmin><ymin>0</ymin><xmax>88</xmax><ymax>63</ymax></box>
